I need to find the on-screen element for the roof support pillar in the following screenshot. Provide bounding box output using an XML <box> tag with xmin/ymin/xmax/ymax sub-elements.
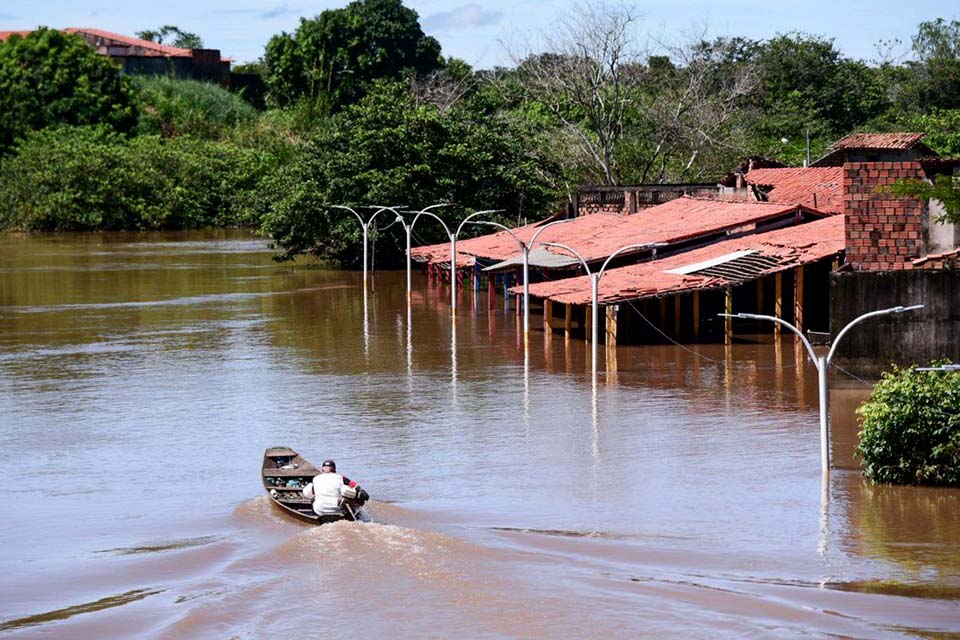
<box><xmin>774</xmin><ymin>272</ymin><xmax>783</xmax><ymax>340</ymax></box>
<box><xmin>605</xmin><ymin>304</ymin><xmax>618</xmax><ymax>372</ymax></box>
<box><xmin>693</xmin><ymin>291</ymin><xmax>700</xmax><ymax>341</ymax></box>
<box><xmin>724</xmin><ymin>287</ymin><xmax>733</xmax><ymax>345</ymax></box>
<box><xmin>794</xmin><ymin>265</ymin><xmax>805</xmax><ymax>338</ymax></box>
<box><xmin>488</xmin><ymin>274</ymin><xmax>495</xmax><ymax>309</ymax></box>
<box><xmin>584</xmin><ymin>302</ymin><xmax>591</xmax><ymax>344</ymax></box>
<box><xmin>674</xmin><ymin>295</ymin><xmax>682</xmax><ymax>340</ymax></box>
<box><xmin>564</xmin><ymin>303</ymin><xmax>573</xmax><ymax>341</ymax></box>
<box><xmin>544</xmin><ymin>299</ymin><xmax>554</xmax><ymax>334</ymax></box>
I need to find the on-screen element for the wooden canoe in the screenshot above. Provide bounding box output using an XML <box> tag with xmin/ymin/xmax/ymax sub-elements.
<box><xmin>262</xmin><ymin>446</ymin><xmax>365</xmax><ymax>525</ymax></box>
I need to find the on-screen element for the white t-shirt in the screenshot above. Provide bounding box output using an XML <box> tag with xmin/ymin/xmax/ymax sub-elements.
<box><xmin>303</xmin><ymin>473</ymin><xmax>348</xmax><ymax>515</ymax></box>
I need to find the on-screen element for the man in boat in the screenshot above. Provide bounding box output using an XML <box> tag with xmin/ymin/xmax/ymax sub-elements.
<box><xmin>302</xmin><ymin>459</ymin><xmax>369</xmax><ymax>522</ymax></box>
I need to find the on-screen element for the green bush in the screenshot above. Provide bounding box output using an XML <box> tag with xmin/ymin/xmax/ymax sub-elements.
<box><xmin>0</xmin><ymin>126</ymin><xmax>273</xmax><ymax>231</ymax></box>
<box><xmin>856</xmin><ymin>363</ymin><xmax>960</xmax><ymax>486</ymax></box>
<box><xmin>133</xmin><ymin>75</ymin><xmax>258</xmax><ymax>140</ymax></box>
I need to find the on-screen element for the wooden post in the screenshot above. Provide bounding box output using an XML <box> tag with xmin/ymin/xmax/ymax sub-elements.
<box><xmin>584</xmin><ymin>303</ymin><xmax>591</xmax><ymax>343</ymax></box>
<box><xmin>544</xmin><ymin>299</ymin><xmax>554</xmax><ymax>334</ymax></box>
<box><xmin>794</xmin><ymin>266</ymin><xmax>804</xmax><ymax>336</ymax></box>
<box><xmin>564</xmin><ymin>303</ymin><xmax>572</xmax><ymax>341</ymax></box>
<box><xmin>516</xmin><ymin>292</ymin><xmax>522</xmax><ymax>316</ymax></box>
<box><xmin>488</xmin><ymin>275</ymin><xmax>495</xmax><ymax>309</ymax></box>
<box><xmin>673</xmin><ymin>295</ymin><xmax>681</xmax><ymax>339</ymax></box>
<box><xmin>692</xmin><ymin>291</ymin><xmax>700</xmax><ymax>341</ymax></box>
<box><xmin>724</xmin><ymin>287</ymin><xmax>733</xmax><ymax>345</ymax></box>
<box><xmin>774</xmin><ymin>272</ymin><xmax>783</xmax><ymax>340</ymax></box>
<box><xmin>606</xmin><ymin>304</ymin><xmax>618</xmax><ymax>372</ymax></box>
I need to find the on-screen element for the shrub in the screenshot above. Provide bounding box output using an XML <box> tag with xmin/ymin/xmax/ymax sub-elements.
<box><xmin>0</xmin><ymin>126</ymin><xmax>273</xmax><ymax>231</ymax></box>
<box><xmin>856</xmin><ymin>363</ymin><xmax>960</xmax><ymax>486</ymax></box>
<box><xmin>133</xmin><ymin>75</ymin><xmax>257</xmax><ymax>140</ymax></box>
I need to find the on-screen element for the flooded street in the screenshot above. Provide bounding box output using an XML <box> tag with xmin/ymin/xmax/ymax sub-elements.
<box><xmin>0</xmin><ymin>231</ymin><xmax>957</xmax><ymax>638</ymax></box>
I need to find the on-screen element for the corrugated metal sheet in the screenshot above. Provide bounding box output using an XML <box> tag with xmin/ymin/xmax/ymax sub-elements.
<box><xmin>521</xmin><ymin>215</ymin><xmax>844</xmax><ymax>305</ymax></box>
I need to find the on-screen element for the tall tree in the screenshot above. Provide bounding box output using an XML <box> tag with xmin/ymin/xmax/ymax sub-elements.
<box><xmin>263</xmin><ymin>0</ymin><xmax>442</xmax><ymax>110</ymax></box>
<box><xmin>136</xmin><ymin>25</ymin><xmax>203</xmax><ymax>49</ymax></box>
<box><xmin>0</xmin><ymin>28</ymin><xmax>135</xmax><ymax>152</ymax></box>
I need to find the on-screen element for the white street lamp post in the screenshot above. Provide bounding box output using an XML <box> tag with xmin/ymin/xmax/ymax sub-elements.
<box><xmin>466</xmin><ymin>217</ymin><xmax>577</xmax><ymax>348</ymax></box>
<box><xmin>542</xmin><ymin>242</ymin><xmax>662</xmax><ymax>378</ymax></box>
<box><xmin>451</xmin><ymin>211</ymin><xmax>503</xmax><ymax>315</ymax></box>
<box><xmin>332</xmin><ymin>205</ymin><xmax>403</xmax><ymax>290</ymax></box>
<box><xmin>721</xmin><ymin>304</ymin><xmax>923</xmax><ymax>475</ymax></box>
<box><xmin>398</xmin><ymin>204</ymin><xmax>453</xmax><ymax>302</ymax></box>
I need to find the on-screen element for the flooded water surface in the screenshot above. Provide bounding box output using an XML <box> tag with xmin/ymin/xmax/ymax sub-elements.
<box><xmin>0</xmin><ymin>231</ymin><xmax>957</xmax><ymax>638</ymax></box>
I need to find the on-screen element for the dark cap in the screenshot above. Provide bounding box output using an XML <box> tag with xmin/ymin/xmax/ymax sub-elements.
<box><xmin>321</xmin><ymin>459</ymin><xmax>336</xmax><ymax>471</ymax></box>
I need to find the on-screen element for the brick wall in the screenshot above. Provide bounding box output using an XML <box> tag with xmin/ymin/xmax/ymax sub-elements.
<box><xmin>843</xmin><ymin>161</ymin><xmax>925</xmax><ymax>271</ymax></box>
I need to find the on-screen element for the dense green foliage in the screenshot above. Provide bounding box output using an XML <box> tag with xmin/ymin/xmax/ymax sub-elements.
<box><xmin>0</xmin><ymin>28</ymin><xmax>135</xmax><ymax>152</ymax></box>
<box><xmin>133</xmin><ymin>76</ymin><xmax>258</xmax><ymax>139</ymax></box>
<box><xmin>0</xmin><ymin>127</ymin><xmax>271</xmax><ymax>231</ymax></box>
<box><xmin>263</xmin><ymin>0</ymin><xmax>441</xmax><ymax>110</ymax></box>
<box><xmin>261</xmin><ymin>81</ymin><xmax>559</xmax><ymax>263</ymax></box>
<box><xmin>857</xmin><ymin>364</ymin><xmax>960</xmax><ymax>486</ymax></box>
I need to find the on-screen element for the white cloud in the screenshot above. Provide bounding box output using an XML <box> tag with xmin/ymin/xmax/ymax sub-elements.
<box><xmin>422</xmin><ymin>4</ymin><xmax>503</xmax><ymax>32</ymax></box>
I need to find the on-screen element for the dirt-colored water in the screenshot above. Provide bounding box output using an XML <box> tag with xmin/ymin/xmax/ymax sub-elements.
<box><xmin>0</xmin><ymin>231</ymin><xmax>957</xmax><ymax>639</ymax></box>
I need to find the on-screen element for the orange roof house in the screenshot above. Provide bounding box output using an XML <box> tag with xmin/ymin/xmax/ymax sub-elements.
<box><xmin>521</xmin><ymin>215</ymin><xmax>845</xmax><ymax>305</ymax></box>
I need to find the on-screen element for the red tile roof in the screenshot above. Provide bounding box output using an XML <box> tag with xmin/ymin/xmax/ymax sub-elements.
<box><xmin>412</xmin><ymin>197</ymin><xmax>821</xmax><ymax>266</ymax></box>
<box><xmin>832</xmin><ymin>132</ymin><xmax>926</xmax><ymax>151</ymax></box>
<box><xmin>65</xmin><ymin>27</ymin><xmax>193</xmax><ymax>57</ymax></box>
<box><xmin>521</xmin><ymin>215</ymin><xmax>844</xmax><ymax>305</ymax></box>
<box><xmin>745</xmin><ymin>167</ymin><xmax>844</xmax><ymax>214</ymax></box>
<box><xmin>0</xmin><ymin>31</ymin><xmax>32</xmax><ymax>41</ymax></box>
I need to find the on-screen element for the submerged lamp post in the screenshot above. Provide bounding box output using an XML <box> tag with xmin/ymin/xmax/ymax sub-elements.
<box><xmin>397</xmin><ymin>204</ymin><xmax>453</xmax><ymax>302</ymax></box>
<box><xmin>720</xmin><ymin>305</ymin><xmax>923</xmax><ymax>475</ymax></box>
<box><xmin>332</xmin><ymin>205</ymin><xmax>404</xmax><ymax>290</ymax></box>
<box><xmin>542</xmin><ymin>242</ymin><xmax>663</xmax><ymax>378</ymax></box>
<box><xmin>467</xmin><ymin>218</ymin><xmax>578</xmax><ymax>347</ymax></box>
<box><xmin>451</xmin><ymin>211</ymin><xmax>503</xmax><ymax>315</ymax></box>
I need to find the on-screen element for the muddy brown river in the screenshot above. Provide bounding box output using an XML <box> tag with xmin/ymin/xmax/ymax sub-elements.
<box><xmin>0</xmin><ymin>230</ymin><xmax>957</xmax><ymax>638</ymax></box>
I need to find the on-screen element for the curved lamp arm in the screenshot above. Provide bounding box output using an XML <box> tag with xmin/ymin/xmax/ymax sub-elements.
<box><xmin>528</xmin><ymin>217</ymin><xmax>577</xmax><ymax>248</ymax></box>
<box><xmin>540</xmin><ymin>241</ymin><xmax>592</xmax><ymax>275</ymax></box>
<box><xmin>331</xmin><ymin>205</ymin><xmax>365</xmax><ymax>228</ymax></box>
<box><xmin>365</xmin><ymin>205</ymin><xmax>406</xmax><ymax>230</ymax></box>
<box><xmin>721</xmin><ymin>313</ymin><xmax>818</xmax><ymax>363</ymax></box>
<box><xmin>468</xmin><ymin>220</ymin><xmax>524</xmax><ymax>250</ymax></box>
<box><xmin>826</xmin><ymin>305</ymin><xmax>923</xmax><ymax>364</ymax></box>
<box><xmin>598</xmin><ymin>242</ymin><xmax>661</xmax><ymax>279</ymax></box>
<box><xmin>411</xmin><ymin>209</ymin><xmax>452</xmax><ymax>238</ymax></box>
<box><xmin>455</xmin><ymin>210</ymin><xmax>504</xmax><ymax>238</ymax></box>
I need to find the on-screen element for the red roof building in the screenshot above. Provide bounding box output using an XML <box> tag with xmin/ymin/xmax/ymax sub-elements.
<box><xmin>412</xmin><ymin>197</ymin><xmax>826</xmax><ymax>269</ymax></box>
<box><xmin>812</xmin><ymin>132</ymin><xmax>934</xmax><ymax>167</ymax></box>
<box><xmin>521</xmin><ymin>215</ymin><xmax>845</xmax><ymax>305</ymax></box>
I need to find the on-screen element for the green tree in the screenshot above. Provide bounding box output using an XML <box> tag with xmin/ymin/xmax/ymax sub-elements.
<box><xmin>260</xmin><ymin>81</ymin><xmax>561</xmax><ymax>263</ymax></box>
<box><xmin>755</xmin><ymin>33</ymin><xmax>889</xmax><ymax>137</ymax></box>
<box><xmin>0</xmin><ymin>28</ymin><xmax>135</xmax><ymax>151</ymax></box>
<box><xmin>907</xmin><ymin>19</ymin><xmax>960</xmax><ymax>110</ymax></box>
<box><xmin>136</xmin><ymin>25</ymin><xmax>203</xmax><ymax>49</ymax></box>
<box><xmin>857</xmin><ymin>363</ymin><xmax>960</xmax><ymax>486</ymax></box>
<box><xmin>263</xmin><ymin>0</ymin><xmax>442</xmax><ymax>110</ymax></box>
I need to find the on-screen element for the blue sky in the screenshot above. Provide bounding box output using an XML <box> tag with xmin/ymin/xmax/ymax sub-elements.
<box><xmin>2</xmin><ymin>1</ymin><xmax>956</xmax><ymax>68</ymax></box>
